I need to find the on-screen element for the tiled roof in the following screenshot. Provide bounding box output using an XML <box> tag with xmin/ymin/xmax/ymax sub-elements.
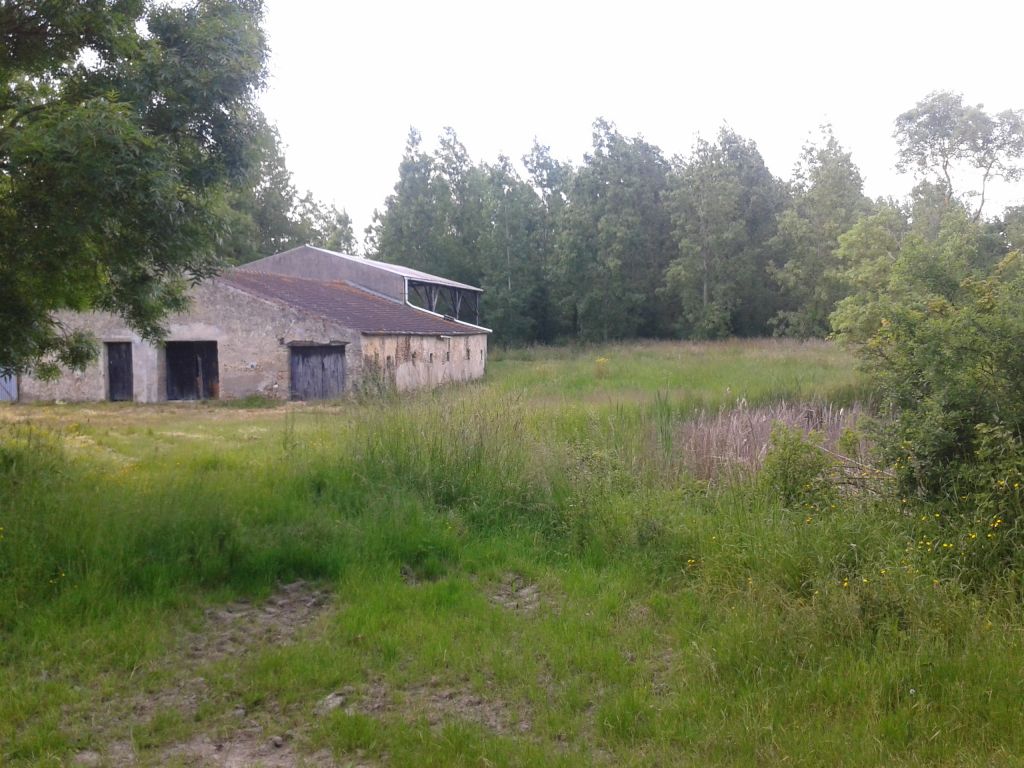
<box><xmin>218</xmin><ymin>270</ymin><xmax>486</xmax><ymax>336</ymax></box>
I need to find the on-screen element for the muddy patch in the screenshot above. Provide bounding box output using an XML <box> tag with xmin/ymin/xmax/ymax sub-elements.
<box><xmin>129</xmin><ymin>675</ymin><xmax>211</xmax><ymax>722</ymax></box>
<box><xmin>129</xmin><ymin>580</ymin><xmax>331</xmax><ymax>722</ymax></box>
<box><xmin>488</xmin><ymin>572</ymin><xmax>542</xmax><ymax>614</ymax></box>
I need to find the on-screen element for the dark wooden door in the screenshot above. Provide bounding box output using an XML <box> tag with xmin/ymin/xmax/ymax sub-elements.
<box><xmin>290</xmin><ymin>346</ymin><xmax>345</xmax><ymax>400</ymax></box>
<box><xmin>106</xmin><ymin>342</ymin><xmax>133</xmax><ymax>401</ymax></box>
<box><xmin>166</xmin><ymin>341</ymin><xmax>219</xmax><ymax>400</ymax></box>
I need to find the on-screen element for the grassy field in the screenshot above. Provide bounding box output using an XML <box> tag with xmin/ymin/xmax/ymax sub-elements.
<box><xmin>2</xmin><ymin>339</ymin><xmax>1023</xmax><ymax>767</ymax></box>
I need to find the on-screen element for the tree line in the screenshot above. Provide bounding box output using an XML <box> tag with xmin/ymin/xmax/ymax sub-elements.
<box><xmin>3</xmin><ymin>0</ymin><xmax>1023</xmax><ymax>374</ymax></box>
<box><xmin>364</xmin><ymin>94</ymin><xmax>1024</xmax><ymax>345</ymax></box>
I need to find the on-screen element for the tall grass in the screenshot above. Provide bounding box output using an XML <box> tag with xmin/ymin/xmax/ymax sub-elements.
<box><xmin>489</xmin><ymin>338</ymin><xmax>866</xmax><ymax>404</ymax></box>
<box><xmin>4</xmin><ymin>340</ymin><xmax>1024</xmax><ymax>766</ymax></box>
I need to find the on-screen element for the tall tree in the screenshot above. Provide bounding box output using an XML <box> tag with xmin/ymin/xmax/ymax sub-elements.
<box><xmin>555</xmin><ymin>119</ymin><xmax>675</xmax><ymax>340</ymax></box>
<box><xmin>828</xmin><ymin>202</ymin><xmax>911</xmax><ymax>343</ymax></box>
<box><xmin>769</xmin><ymin>127</ymin><xmax>873</xmax><ymax>337</ymax></box>
<box><xmin>894</xmin><ymin>91</ymin><xmax>1024</xmax><ymax>221</ymax></box>
<box><xmin>368</xmin><ymin>128</ymin><xmax>469</xmax><ymax>281</ymax></box>
<box><xmin>475</xmin><ymin>158</ymin><xmax>551</xmax><ymax>343</ymax></box>
<box><xmin>369</xmin><ymin>130</ymin><xmax>556</xmax><ymax>343</ymax></box>
<box><xmin>291</xmin><ymin>193</ymin><xmax>356</xmax><ymax>253</ymax></box>
<box><xmin>523</xmin><ymin>140</ymin><xmax>574</xmax><ymax>341</ymax></box>
<box><xmin>1002</xmin><ymin>205</ymin><xmax>1024</xmax><ymax>251</ymax></box>
<box><xmin>1</xmin><ymin>0</ymin><xmax>270</xmax><ymax>377</ymax></box>
<box><xmin>664</xmin><ymin>128</ymin><xmax>787</xmax><ymax>338</ymax></box>
<box><xmin>222</xmin><ymin>127</ymin><xmax>356</xmax><ymax>262</ymax></box>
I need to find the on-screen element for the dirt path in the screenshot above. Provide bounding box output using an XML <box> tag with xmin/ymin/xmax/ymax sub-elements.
<box><xmin>70</xmin><ymin>574</ymin><xmax>543</xmax><ymax>766</ymax></box>
<box><xmin>72</xmin><ymin>581</ymin><xmax>337</xmax><ymax>768</ymax></box>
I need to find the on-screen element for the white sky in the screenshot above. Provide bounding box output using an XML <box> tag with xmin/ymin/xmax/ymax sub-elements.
<box><xmin>258</xmin><ymin>0</ymin><xmax>1024</xmax><ymax>244</ymax></box>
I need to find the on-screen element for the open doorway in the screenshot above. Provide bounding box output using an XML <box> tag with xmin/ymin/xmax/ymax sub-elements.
<box><xmin>166</xmin><ymin>341</ymin><xmax>219</xmax><ymax>400</ymax></box>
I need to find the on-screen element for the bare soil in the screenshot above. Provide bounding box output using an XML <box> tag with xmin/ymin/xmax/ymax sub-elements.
<box><xmin>72</xmin><ymin>581</ymin><xmax>335</xmax><ymax>767</ymax></box>
<box><xmin>71</xmin><ymin>577</ymin><xmax>538</xmax><ymax>766</ymax></box>
<box><xmin>488</xmin><ymin>572</ymin><xmax>542</xmax><ymax>614</ymax></box>
<box><xmin>328</xmin><ymin>678</ymin><xmax>530</xmax><ymax>736</ymax></box>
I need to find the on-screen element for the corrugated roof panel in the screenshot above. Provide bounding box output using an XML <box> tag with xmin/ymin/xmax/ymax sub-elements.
<box><xmin>303</xmin><ymin>246</ymin><xmax>482</xmax><ymax>292</ymax></box>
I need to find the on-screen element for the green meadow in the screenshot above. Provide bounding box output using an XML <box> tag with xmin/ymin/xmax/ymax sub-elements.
<box><xmin>2</xmin><ymin>340</ymin><xmax>1023</xmax><ymax>767</ymax></box>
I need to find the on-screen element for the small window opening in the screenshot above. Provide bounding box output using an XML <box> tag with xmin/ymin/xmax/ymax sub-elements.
<box><xmin>465</xmin><ymin>347</ymin><xmax>470</xmax><ymax>360</ymax></box>
<box><xmin>429</xmin><ymin>352</ymin><xmax>434</xmax><ymax>363</ymax></box>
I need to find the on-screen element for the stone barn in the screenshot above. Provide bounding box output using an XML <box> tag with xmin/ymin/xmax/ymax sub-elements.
<box><xmin>18</xmin><ymin>246</ymin><xmax>489</xmax><ymax>403</ymax></box>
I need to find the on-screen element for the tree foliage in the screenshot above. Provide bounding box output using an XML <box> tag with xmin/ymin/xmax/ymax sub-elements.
<box><xmin>831</xmin><ymin>208</ymin><xmax>1024</xmax><ymax>576</ymax></box>
<box><xmin>894</xmin><ymin>91</ymin><xmax>1024</xmax><ymax>221</ymax></box>
<box><xmin>1</xmin><ymin>0</ymin><xmax>270</xmax><ymax>377</ymax></box>
<box><xmin>0</xmin><ymin>0</ymin><xmax>352</xmax><ymax>376</ymax></box>
<box><xmin>219</xmin><ymin>126</ymin><xmax>356</xmax><ymax>262</ymax></box>
<box><xmin>555</xmin><ymin>120</ymin><xmax>675</xmax><ymax>341</ymax></box>
<box><xmin>769</xmin><ymin>127</ymin><xmax>873</xmax><ymax>337</ymax></box>
<box><xmin>664</xmin><ymin>128</ymin><xmax>786</xmax><ymax>338</ymax></box>
<box><xmin>367</xmin><ymin>128</ymin><xmax>555</xmax><ymax>344</ymax></box>
<box><xmin>12</xmin><ymin>21</ymin><xmax>1021</xmax><ymax>368</ymax></box>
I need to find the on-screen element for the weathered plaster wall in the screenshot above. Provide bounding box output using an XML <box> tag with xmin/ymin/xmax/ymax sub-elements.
<box><xmin>21</xmin><ymin>280</ymin><xmax>362</xmax><ymax>403</ymax></box>
<box><xmin>19</xmin><ymin>315</ymin><xmax>153</xmax><ymax>403</ymax></box>
<box><xmin>361</xmin><ymin>333</ymin><xmax>487</xmax><ymax>392</ymax></box>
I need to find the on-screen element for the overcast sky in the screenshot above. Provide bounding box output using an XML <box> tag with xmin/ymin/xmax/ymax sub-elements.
<box><xmin>257</xmin><ymin>0</ymin><xmax>1024</xmax><ymax>244</ymax></box>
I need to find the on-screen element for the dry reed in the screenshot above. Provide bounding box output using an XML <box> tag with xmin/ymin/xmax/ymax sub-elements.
<box><xmin>676</xmin><ymin>400</ymin><xmax>875</xmax><ymax>484</ymax></box>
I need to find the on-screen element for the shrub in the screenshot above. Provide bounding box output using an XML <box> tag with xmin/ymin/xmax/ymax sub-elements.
<box><xmin>834</xmin><ymin>210</ymin><xmax>1024</xmax><ymax>578</ymax></box>
<box><xmin>909</xmin><ymin>423</ymin><xmax>1024</xmax><ymax>581</ymax></box>
<box><xmin>759</xmin><ymin>424</ymin><xmax>838</xmax><ymax>512</ymax></box>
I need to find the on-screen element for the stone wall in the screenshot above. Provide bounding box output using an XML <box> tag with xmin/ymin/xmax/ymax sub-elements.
<box><xmin>20</xmin><ymin>280</ymin><xmax>361</xmax><ymax>403</ymax></box>
<box><xmin>361</xmin><ymin>333</ymin><xmax>487</xmax><ymax>392</ymax></box>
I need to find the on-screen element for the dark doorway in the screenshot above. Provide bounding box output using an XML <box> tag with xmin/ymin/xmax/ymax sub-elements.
<box><xmin>106</xmin><ymin>342</ymin><xmax>133</xmax><ymax>401</ymax></box>
<box><xmin>166</xmin><ymin>341</ymin><xmax>219</xmax><ymax>400</ymax></box>
<box><xmin>290</xmin><ymin>346</ymin><xmax>345</xmax><ymax>400</ymax></box>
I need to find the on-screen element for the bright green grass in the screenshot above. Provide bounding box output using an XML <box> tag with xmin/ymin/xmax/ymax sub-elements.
<box><xmin>489</xmin><ymin>338</ymin><xmax>863</xmax><ymax>405</ymax></box>
<box><xmin>2</xmin><ymin>340</ymin><xmax>1021</xmax><ymax>766</ymax></box>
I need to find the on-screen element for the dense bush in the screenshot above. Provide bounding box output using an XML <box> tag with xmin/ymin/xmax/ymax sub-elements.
<box><xmin>834</xmin><ymin>211</ymin><xmax>1024</xmax><ymax>577</ymax></box>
